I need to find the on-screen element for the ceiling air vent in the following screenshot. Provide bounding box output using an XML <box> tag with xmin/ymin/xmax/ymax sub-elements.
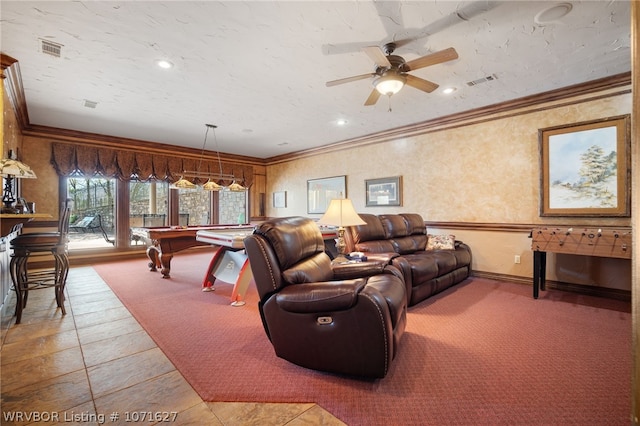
<box><xmin>40</xmin><ymin>40</ymin><xmax>63</xmax><ymax>58</ymax></box>
<box><xmin>83</xmin><ymin>100</ymin><xmax>98</xmax><ymax>109</ymax></box>
<box><xmin>466</xmin><ymin>74</ymin><xmax>497</xmax><ymax>87</ymax></box>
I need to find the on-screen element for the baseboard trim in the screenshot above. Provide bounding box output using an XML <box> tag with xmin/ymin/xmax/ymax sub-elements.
<box><xmin>471</xmin><ymin>270</ymin><xmax>631</xmax><ymax>302</ymax></box>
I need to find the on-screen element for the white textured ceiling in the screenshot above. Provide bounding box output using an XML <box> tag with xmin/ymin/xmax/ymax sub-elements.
<box><xmin>0</xmin><ymin>1</ymin><xmax>631</xmax><ymax>159</ymax></box>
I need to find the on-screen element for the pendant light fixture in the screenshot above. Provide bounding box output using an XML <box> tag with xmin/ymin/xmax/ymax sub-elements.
<box><xmin>171</xmin><ymin>124</ymin><xmax>246</xmax><ymax>192</ymax></box>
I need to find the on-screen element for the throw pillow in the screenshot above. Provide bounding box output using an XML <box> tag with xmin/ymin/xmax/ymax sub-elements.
<box><xmin>426</xmin><ymin>234</ymin><xmax>455</xmax><ymax>250</ymax></box>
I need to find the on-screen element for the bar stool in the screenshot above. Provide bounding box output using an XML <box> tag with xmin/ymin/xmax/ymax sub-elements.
<box><xmin>10</xmin><ymin>204</ymin><xmax>71</xmax><ymax>324</ymax></box>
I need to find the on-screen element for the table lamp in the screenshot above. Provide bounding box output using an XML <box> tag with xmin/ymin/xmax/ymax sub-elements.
<box><xmin>317</xmin><ymin>198</ymin><xmax>366</xmax><ymax>263</ymax></box>
<box><xmin>0</xmin><ymin>156</ymin><xmax>37</xmax><ymax>213</ymax></box>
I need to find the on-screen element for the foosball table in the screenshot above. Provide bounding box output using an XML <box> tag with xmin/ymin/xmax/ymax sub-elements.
<box><xmin>530</xmin><ymin>226</ymin><xmax>631</xmax><ymax>299</ymax></box>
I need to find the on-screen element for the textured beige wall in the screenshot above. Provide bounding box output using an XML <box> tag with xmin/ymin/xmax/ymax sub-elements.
<box><xmin>268</xmin><ymin>92</ymin><xmax>631</xmax><ymax>223</ymax></box>
<box><xmin>19</xmin><ymin>136</ymin><xmax>59</xmax><ymax>222</ymax></box>
<box><xmin>266</xmin><ymin>91</ymin><xmax>632</xmax><ymax>289</ymax></box>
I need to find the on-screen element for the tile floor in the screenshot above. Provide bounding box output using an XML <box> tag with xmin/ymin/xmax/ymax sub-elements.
<box><xmin>0</xmin><ymin>266</ymin><xmax>345</xmax><ymax>426</ymax></box>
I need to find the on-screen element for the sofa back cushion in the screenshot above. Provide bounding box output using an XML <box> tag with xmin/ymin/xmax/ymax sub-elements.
<box><xmin>351</xmin><ymin>214</ymin><xmax>386</xmax><ymax>241</ymax></box>
<box><xmin>379</xmin><ymin>215</ymin><xmax>409</xmax><ymax>238</ymax></box>
<box><xmin>346</xmin><ymin>214</ymin><xmax>392</xmax><ymax>253</ymax></box>
<box><xmin>401</xmin><ymin>213</ymin><xmax>427</xmax><ymax>235</ymax></box>
<box><xmin>379</xmin><ymin>213</ymin><xmax>426</xmax><ymax>254</ymax></box>
<box><xmin>345</xmin><ymin>213</ymin><xmax>428</xmax><ymax>254</ymax></box>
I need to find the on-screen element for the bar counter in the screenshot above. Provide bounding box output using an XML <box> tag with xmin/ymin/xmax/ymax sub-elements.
<box><xmin>0</xmin><ymin>213</ymin><xmax>52</xmax><ymax>237</ymax></box>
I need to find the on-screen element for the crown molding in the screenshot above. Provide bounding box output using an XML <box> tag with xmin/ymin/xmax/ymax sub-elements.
<box><xmin>1</xmin><ymin>53</ymin><xmax>30</xmax><ymax>130</ymax></box>
<box><xmin>22</xmin><ymin>124</ymin><xmax>262</xmax><ymax>166</ymax></box>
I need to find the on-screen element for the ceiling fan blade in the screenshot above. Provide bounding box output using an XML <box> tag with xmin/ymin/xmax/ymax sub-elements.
<box><xmin>416</xmin><ymin>1</ymin><xmax>501</xmax><ymax>39</ymax></box>
<box><xmin>363</xmin><ymin>46</ymin><xmax>391</xmax><ymax>68</ymax></box>
<box><xmin>326</xmin><ymin>73</ymin><xmax>375</xmax><ymax>87</ymax></box>
<box><xmin>364</xmin><ymin>89</ymin><xmax>381</xmax><ymax>106</ymax></box>
<box><xmin>322</xmin><ymin>2</ymin><xmax>500</xmax><ymax>56</ymax></box>
<box><xmin>322</xmin><ymin>40</ymin><xmax>380</xmax><ymax>55</ymax></box>
<box><xmin>404</xmin><ymin>47</ymin><xmax>458</xmax><ymax>71</ymax></box>
<box><xmin>405</xmin><ymin>74</ymin><xmax>439</xmax><ymax>93</ymax></box>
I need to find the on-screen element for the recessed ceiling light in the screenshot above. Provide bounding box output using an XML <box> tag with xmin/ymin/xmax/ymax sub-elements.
<box><xmin>156</xmin><ymin>59</ymin><xmax>173</xmax><ymax>69</ymax></box>
<box><xmin>336</xmin><ymin>119</ymin><xmax>348</xmax><ymax>126</ymax></box>
<box><xmin>442</xmin><ymin>87</ymin><xmax>456</xmax><ymax>95</ymax></box>
<box><xmin>534</xmin><ymin>3</ymin><xmax>573</xmax><ymax>25</ymax></box>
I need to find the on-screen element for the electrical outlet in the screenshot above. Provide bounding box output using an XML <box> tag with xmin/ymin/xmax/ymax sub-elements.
<box><xmin>514</xmin><ymin>255</ymin><xmax>521</xmax><ymax>264</ymax></box>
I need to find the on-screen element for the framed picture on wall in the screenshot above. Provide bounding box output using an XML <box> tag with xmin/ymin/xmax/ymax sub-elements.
<box><xmin>365</xmin><ymin>176</ymin><xmax>402</xmax><ymax>207</ymax></box>
<box><xmin>273</xmin><ymin>191</ymin><xmax>287</xmax><ymax>208</ymax></box>
<box><xmin>307</xmin><ymin>175</ymin><xmax>346</xmax><ymax>214</ymax></box>
<box><xmin>539</xmin><ymin>115</ymin><xmax>630</xmax><ymax>217</ymax></box>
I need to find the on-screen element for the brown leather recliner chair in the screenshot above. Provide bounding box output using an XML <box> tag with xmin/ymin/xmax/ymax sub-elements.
<box><xmin>244</xmin><ymin>216</ymin><xmax>407</xmax><ymax>378</ymax></box>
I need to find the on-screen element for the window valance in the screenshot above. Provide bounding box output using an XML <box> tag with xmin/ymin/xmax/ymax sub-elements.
<box><xmin>50</xmin><ymin>142</ymin><xmax>253</xmax><ymax>186</ymax></box>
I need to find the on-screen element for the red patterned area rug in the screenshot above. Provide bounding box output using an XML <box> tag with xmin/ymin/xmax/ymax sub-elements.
<box><xmin>93</xmin><ymin>251</ymin><xmax>631</xmax><ymax>425</ymax></box>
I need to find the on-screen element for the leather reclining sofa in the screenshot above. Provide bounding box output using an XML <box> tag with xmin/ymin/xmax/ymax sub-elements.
<box><xmin>344</xmin><ymin>213</ymin><xmax>472</xmax><ymax>306</ymax></box>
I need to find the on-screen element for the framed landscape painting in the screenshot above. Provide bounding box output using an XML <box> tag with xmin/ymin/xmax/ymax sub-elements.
<box><xmin>307</xmin><ymin>175</ymin><xmax>346</xmax><ymax>214</ymax></box>
<box><xmin>539</xmin><ymin>115</ymin><xmax>630</xmax><ymax>217</ymax></box>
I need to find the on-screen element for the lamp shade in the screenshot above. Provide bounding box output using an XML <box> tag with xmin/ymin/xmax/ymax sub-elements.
<box><xmin>203</xmin><ymin>180</ymin><xmax>222</xmax><ymax>191</ymax></box>
<box><xmin>171</xmin><ymin>176</ymin><xmax>196</xmax><ymax>189</ymax></box>
<box><xmin>317</xmin><ymin>199</ymin><xmax>366</xmax><ymax>227</ymax></box>
<box><xmin>227</xmin><ymin>181</ymin><xmax>247</xmax><ymax>192</ymax></box>
<box><xmin>0</xmin><ymin>158</ymin><xmax>37</xmax><ymax>179</ymax></box>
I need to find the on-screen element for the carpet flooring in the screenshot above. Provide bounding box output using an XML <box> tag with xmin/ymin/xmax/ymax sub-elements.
<box><xmin>94</xmin><ymin>251</ymin><xmax>632</xmax><ymax>425</ymax></box>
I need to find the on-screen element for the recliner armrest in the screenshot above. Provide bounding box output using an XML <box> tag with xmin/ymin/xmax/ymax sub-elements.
<box><xmin>331</xmin><ymin>261</ymin><xmax>387</xmax><ymax>280</ymax></box>
<box><xmin>275</xmin><ymin>279</ymin><xmax>367</xmax><ymax>313</ymax></box>
<box><xmin>364</xmin><ymin>252</ymin><xmax>399</xmax><ymax>264</ymax></box>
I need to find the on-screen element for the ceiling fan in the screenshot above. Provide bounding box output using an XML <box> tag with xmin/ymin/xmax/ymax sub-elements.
<box><xmin>325</xmin><ymin>43</ymin><xmax>458</xmax><ymax>106</ymax></box>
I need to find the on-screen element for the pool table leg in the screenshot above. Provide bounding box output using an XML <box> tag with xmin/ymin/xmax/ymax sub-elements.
<box><xmin>147</xmin><ymin>246</ymin><xmax>160</xmax><ymax>272</ymax></box>
<box><xmin>147</xmin><ymin>245</ymin><xmax>173</xmax><ymax>278</ymax></box>
<box><xmin>158</xmin><ymin>252</ymin><xmax>173</xmax><ymax>278</ymax></box>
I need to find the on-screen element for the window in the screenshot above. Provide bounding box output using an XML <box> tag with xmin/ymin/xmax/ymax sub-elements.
<box><xmin>63</xmin><ymin>175</ymin><xmax>250</xmax><ymax>250</ymax></box>
<box><xmin>66</xmin><ymin>176</ymin><xmax>116</xmax><ymax>250</ymax></box>
<box><xmin>177</xmin><ymin>187</ymin><xmax>211</xmax><ymax>226</ymax></box>
<box><xmin>130</xmin><ymin>180</ymin><xmax>169</xmax><ymax>239</ymax></box>
<box><xmin>219</xmin><ymin>189</ymin><xmax>248</xmax><ymax>224</ymax></box>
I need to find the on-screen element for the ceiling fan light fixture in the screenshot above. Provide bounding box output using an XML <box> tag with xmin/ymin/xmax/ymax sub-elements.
<box><xmin>374</xmin><ymin>73</ymin><xmax>406</xmax><ymax>96</ymax></box>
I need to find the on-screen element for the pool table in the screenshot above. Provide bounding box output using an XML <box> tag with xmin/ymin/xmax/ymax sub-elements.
<box><xmin>131</xmin><ymin>225</ymin><xmax>255</xmax><ymax>278</ymax></box>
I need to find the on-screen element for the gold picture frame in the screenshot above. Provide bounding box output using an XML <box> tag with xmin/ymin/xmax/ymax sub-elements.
<box><xmin>539</xmin><ymin>115</ymin><xmax>630</xmax><ymax>217</ymax></box>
